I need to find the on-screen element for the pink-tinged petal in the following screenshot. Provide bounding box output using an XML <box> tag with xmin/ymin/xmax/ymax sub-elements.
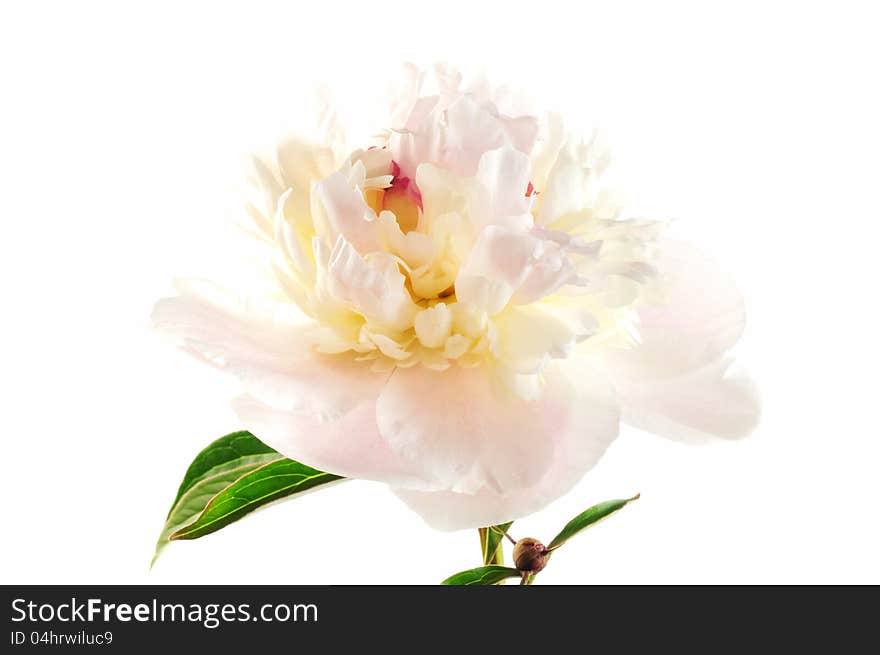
<box><xmin>231</xmin><ymin>395</ymin><xmax>438</xmax><ymax>489</ymax></box>
<box><xmin>388</xmin><ymin>63</ymin><xmax>428</xmax><ymax>128</ymax></box>
<box><xmin>376</xmin><ymin>360</ymin><xmax>618</xmax><ymax>502</ymax></box>
<box><xmin>591</xmin><ymin>240</ymin><xmax>758</xmax><ymax>442</ymax></box>
<box><xmin>400</xmin><ymin>95</ymin><xmax>439</xmax><ymax>133</ymax></box>
<box><xmin>376</xmin><ymin>365</ymin><xmax>549</xmax><ymax>495</ymax></box>
<box><xmin>326</xmin><ymin>237</ymin><xmax>417</xmax><ymax>332</ymax></box>
<box><xmin>152</xmin><ymin>280</ymin><xmax>378</xmax><ymax>422</ymax></box>
<box><xmin>455</xmin><ymin>226</ymin><xmax>577</xmax><ymax>314</ymax></box>
<box><xmin>614</xmin><ymin>358</ymin><xmax>760</xmax><ymax>443</ymax></box>
<box><xmin>388</xmin><ymin>96</ymin><xmax>442</xmax><ymax>180</ymax></box>
<box><xmin>474</xmin><ymin>146</ymin><xmax>532</xmax><ymax>227</ymax></box>
<box><xmin>415</xmin><ymin>163</ymin><xmax>481</xmax><ymax>230</ymax></box>
<box><xmin>499</xmin><ymin>114</ymin><xmax>539</xmax><ymax>156</ymax></box>
<box><xmin>379</xmin><ymin>162</ymin><xmax>423</xmax><ymax>234</ymax></box>
<box><xmin>599</xmin><ymin>240</ymin><xmax>746</xmax><ymax>380</ymax></box>
<box><xmin>512</xmin><ymin>239</ymin><xmax>578</xmax><ymax>304</ymax></box>
<box><xmin>441</xmin><ymin>95</ymin><xmax>509</xmax><ymax>176</ymax></box>
<box><xmin>311</xmin><ymin>171</ymin><xmax>382</xmax><ymax>254</ymax></box>
<box><xmin>392</xmin><ymin>95</ymin><xmax>512</xmax><ymax>180</ymax></box>
<box><xmin>432</xmin><ymin>62</ymin><xmax>464</xmax><ymax>99</ymax></box>
<box><xmin>152</xmin><ymin>280</ymin><xmax>437</xmax><ymax>487</ymax></box>
<box><xmin>536</xmin><ymin>144</ymin><xmax>591</xmax><ymax>226</ymax></box>
<box><xmin>456</xmin><ymin>226</ymin><xmax>541</xmax><ymax>314</ymax></box>
<box><xmin>390</xmin><ymin>359</ymin><xmax>620</xmax><ymax>530</ymax></box>
<box><xmin>386</xmin><ymin>161</ymin><xmax>423</xmax><ymax>208</ymax></box>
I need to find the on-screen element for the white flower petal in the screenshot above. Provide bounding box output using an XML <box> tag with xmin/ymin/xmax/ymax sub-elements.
<box><xmin>598</xmin><ymin>240</ymin><xmax>746</xmax><ymax>379</ymax></box>
<box><xmin>614</xmin><ymin>358</ymin><xmax>761</xmax><ymax>443</ymax></box>
<box><xmin>414</xmin><ymin>303</ymin><xmax>453</xmax><ymax>348</ymax></box>
<box><xmin>512</xmin><ymin>239</ymin><xmax>578</xmax><ymax>304</ymax></box>
<box><xmin>492</xmin><ymin>305</ymin><xmax>575</xmax><ymax>374</ymax></box>
<box><xmin>376</xmin><ymin>210</ymin><xmax>435</xmax><ymax>269</ymax></box>
<box><xmin>273</xmin><ymin>188</ymin><xmax>315</xmax><ymax>284</ymax></box>
<box><xmin>325</xmin><ymin>237</ymin><xmax>417</xmax><ymax>332</ymax></box>
<box><xmin>248</xmin><ymin>155</ymin><xmax>284</xmax><ymax>216</ymax></box>
<box><xmin>474</xmin><ymin>146</ymin><xmax>532</xmax><ymax>226</ymax></box>
<box><xmin>390</xmin><ymin>359</ymin><xmax>619</xmax><ymax>530</ymax></box>
<box><xmin>376</xmin><ymin>364</ymin><xmax>550</xmax><ymax>494</ymax></box>
<box><xmin>439</xmin><ymin>95</ymin><xmax>509</xmax><ymax>176</ymax></box>
<box><xmin>498</xmin><ymin>114</ymin><xmax>539</xmax><ymax>157</ymax></box>
<box><xmin>389</xmin><ymin>96</ymin><xmax>442</xmax><ymax>180</ymax></box>
<box><xmin>442</xmin><ymin>334</ymin><xmax>472</xmax><ymax>359</ymax></box>
<box><xmin>536</xmin><ymin>143</ymin><xmax>591</xmax><ymax>226</ymax></box>
<box><xmin>590</xmin><ymin>240</ymin><xmax>758</xmax><ymax>442</ymax></box>
<box><xmin>416</xmin><ymin>163</ymin><xmax>479</xmax><ymax>229</ymax></box>
<box><xmin>392</xmin><ymin>93</ymin><xmax>534</xmax><ymax>181</ymax></box>
<box><xmin>350</xmin><ymin>147</ymin><xmax>393</xmax><ymax>180</ymax></box>
<box><xmin>375</xmin><ymin>360</ymin><xmax>617</xmax><ymax>499</ymax></box>
<box><xmin>455</xmin><ymin>226</ymin><xmax>540</xmax><ymax>314</ymax></box>
<box><xmin>152</xmin><ymin>280</ymin><xmax>377</xmax><ymax>422</ymax></box>
<box><xmin>275</xmin><ymin>136</ymin><xmax>336</xmax><ymax>206</ymax></box>
<box><xmin>456</xmin><ymin>226</ymin><xmax>578</xmax><ymax>314</ymax></box>
<box><xmin>231</xmin><ymin>394</ymin><xmax>437</xmax><ymax>489</ymax></box>
<box><xmin>311</xmin><ymin>171</ymin><xmax>382</xmax><ymax>254</ymax></box>
<box><xmin>529</xmin><ymin>112</ymin><xmax>566</xmax><ymax>191</ymax></box>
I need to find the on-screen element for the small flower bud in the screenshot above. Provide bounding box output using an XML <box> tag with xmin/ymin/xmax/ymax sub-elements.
<box><xmin>513</xmin><ymin>537</ymin><xmax>548</xmax><ymax>573</ymax></box>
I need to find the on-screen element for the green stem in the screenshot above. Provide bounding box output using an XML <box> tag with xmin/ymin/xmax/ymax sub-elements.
<box><xmin>478</xmin><ymin>527</ymin><xmax>510</xmax><ymax>585</ymax></box>
<box><xmin>477</xmin><ymin>528</ymin><xmax>504</xmax><ymax>565</ymax></box>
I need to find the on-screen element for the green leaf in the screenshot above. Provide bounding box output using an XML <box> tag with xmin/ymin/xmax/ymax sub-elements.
<box><xmin>482</xmin><ymin>522</ymin><xmax>513</xmax><ymax>565</ymax></box>
<box><xmin>547</xmin><ymin>493</ymin><xmax>640</xmax><ymax>550</ymax></box>
<box><xmin>152</xmin><ymin>431</ymin><xmax>282</xmax><ymax>566</ymax></box>
<box><xmin>152</xmin><ymin>431</ymin><xmax>342</xmax><ymax>565</ymax></box>
<box><xmin>442</xmin><ymin>565</ymin><xmax>522</xmax><ymax>586</ymax></box>
<box><xmin>170</xmin><ymin>458</ymin><xmax>343</xmax><ymax>541</ymax></box>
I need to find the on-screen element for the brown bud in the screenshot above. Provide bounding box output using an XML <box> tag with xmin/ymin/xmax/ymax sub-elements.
<box><xmin>513</xmin><ymin>537</ymin><xmax>548</xmax><ymax>573</ymax></box>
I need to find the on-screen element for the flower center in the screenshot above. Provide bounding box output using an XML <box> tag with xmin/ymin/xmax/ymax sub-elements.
<box><xmin>365</xmin><ymin>161</ymin><xmax>422</xmax><ymax>234</ymax></box>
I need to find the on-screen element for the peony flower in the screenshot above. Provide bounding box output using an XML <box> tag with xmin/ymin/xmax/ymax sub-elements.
<box><xmin>153</xmin><ymin>64</ymin><xmax>759</xmax><ymax>530</ymax></box>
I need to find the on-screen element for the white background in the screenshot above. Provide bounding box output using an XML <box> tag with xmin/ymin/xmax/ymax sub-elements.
<box><xmin>2</xmin><ymin>1</ymin><xmax>878</xmax><ymax>584</ymax></box>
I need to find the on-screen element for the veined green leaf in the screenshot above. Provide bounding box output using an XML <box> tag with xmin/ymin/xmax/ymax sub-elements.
<box><xmin>442</xmin><ymin>565</ymin><xmax>522</xmax><ymax>586</ymax></box>
<box><xmin>152</xmin><ymin>431</ymin><xmax>343</xmax><ymax>565</ymax></box>
<box><xmin>482</xmin><ymin>522</ymin><xmax>513</xmax><ymax>565</ymax></box>
<box><xmin>152</xmin><ymin>431</ymin><xmax>283</xmax><ymax>566</ymax></box>
<box><xmin>170</xmin><ymin>458</ymin><xmax>343</xmax><ymax>541</ymax></box>
<box><xmin>547</xmin><ymin>493</ymin><xmax>640</xmax><ymax>550</ymax></box>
